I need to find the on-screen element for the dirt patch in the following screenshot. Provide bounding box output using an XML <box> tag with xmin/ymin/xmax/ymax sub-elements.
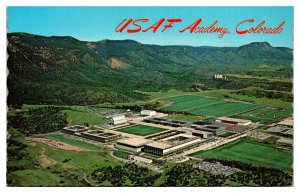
<box><xmin>40</xmin><ymin>148</ymin><xmax>57</xmax><ymax>167</ymax></box>
<box><xmin>108</xmin><ymin>58</ymin><xmax>130</xmax><ymax>69</ymax></box>
<box><xmin>30</xmin><ymin>137</ymin><xmax>87</xmax><ymax>152</ymax></box>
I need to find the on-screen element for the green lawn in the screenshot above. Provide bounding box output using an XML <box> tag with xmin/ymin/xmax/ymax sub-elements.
<box><xmin>8</xmin><ymin>136</ymin><xmax>122</xmax><ymax>186</ymax></box>
<box><xmin>163</xmin><ymin>95</ymin><xmax>256</xmax><ymax>117</ymax></box>
<box><xmin>189</xmin><ymin>101</ymin><xmax>256</xmax><ymax>116</ymax></box>
<box><xmin>44</xmin><ymin>145</ymin><xmax>120</xmax><ymax>173</ymax></box>
<box><xmin>163</xmin><ymin>95</ymin><xmax>206</xmax><ymax>103</ymax></box>
<box><xmin>197</xmin><ymin>89</ymin><xmax>292</xmax><ymax>109</ymax></box>
<box><xmin>232</xmin><ymin>107</ymin><xmax>292</xmax><ymax>124</ymax></box>
<box><xmin>9</xmin><ymin>169</ymin><xmax>66</xmax><ymax>186</ymax></box>
<box><xmin>20</xmin><ymin>104</ymin><xmax>108</xmax><ymax>126</ymax></box>
<box><xmin>62</xmin><ymin>108</ymin><xmax>107</xmax><ymax>126</ymax></box>
<box><xmin>113</xmin><ymin>150</ymin><xmax>131</xmax><ymax>159</ymax></box>
<box><xmin>138</xmin><ymin>89</ymin><xmax>191</xmax><ymax>100</ymax></box>
<box><xmin>118</xmin><ymin>125</ymin><xmax>167</xmax><ymax>136</ymax></box>
<box><xmin>167</xmin><ymin>114</ymin><xmax>205</xmax><ymax>122</ymax></box>
<box><xmin>190</xmin><ymin>139</ymin><xmax>292</xmax><ymax>170</ymax></box>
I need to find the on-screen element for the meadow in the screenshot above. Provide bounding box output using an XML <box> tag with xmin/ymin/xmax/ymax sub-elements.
<box><xmin>42</xmin><ymin>132</ymin><xmax>104</xmax><ymax>151</ymax></box>
<box><xmin>163</xmin><ymin>95</ymin><xmax>257</xmax><ymax>117</ymax></box>
<box><xmin>190</xmin><ymin>139</ymin><xmax>292</xmax><ymax>170</ymax></box>
<box><xmin>232</xmin><ymin>107</ymin><xmax>292</xmax><ymax>124</ymax></box>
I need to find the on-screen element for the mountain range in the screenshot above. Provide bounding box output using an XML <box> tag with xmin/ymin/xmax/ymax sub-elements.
<box><xmin>7</xmin><ymin>33</ymin><xmax>293</xmax><ymax>106</ymax></box>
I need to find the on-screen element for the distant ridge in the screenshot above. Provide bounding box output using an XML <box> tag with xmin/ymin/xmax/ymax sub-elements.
<box><xmin>7</xmin><ymin>32</ymin><xmax>293</xmax><ymax>106</ymax></box>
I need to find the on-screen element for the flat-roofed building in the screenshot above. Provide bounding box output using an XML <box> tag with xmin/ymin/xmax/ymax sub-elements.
<box><xmin>196</xmin><ymin>125</ymin><xmax>225</xmax><ymax>135</ymax></box>
<box><xmin>141</xmin><ymin>110</ymin><xmax>156</xmax><ymax>116</ymax></box>
<box><xmin>110</xmin><ymin>115</ymin><xmax>127</xmax><ymax>126</ymax></box>
<box><xmin>143</xmin><ymin>134</ymin><xmax>203</xmax><ymax>156</ymax></box>
<box><xmin>146</xmin><ymin>130</ymin><xmax>183</xmax><ymax>140</ymax></box>
<box><xmin>277</xmin><ymin>117</ymin><xmax>293</xmax><ymax>128</ymax></box>
<box><xmin>62</xmin><ymin>125</ymin><xmax>89</xmax><ymax>135</ymax></box>
<box><xmin>144</xmin><ymin>117</ymin><xmax>189</xmax><ymax>127</ymax></box>
<box><xmin>143</xmin><ymin>141</ymin><xmax>172</xmax><ymax>156</ymax></box>
<box><xmin>115</xmin><ymin>138</ymin><xmax>151</xmax><ymax>152</ymax></box>
<box><xmin>128</xmin><ymin>155</ymin><xmax>153</xmax><ymax>164</ymax></box>
<box><xmin>216</xmin><ymin>117</ymin><xmax>252</xmax><ymax>126</ymax></box>
<box><xmin>192</xmin><ymin>130</ymin><xmax>213</xmax><ymax>139</ymax></box>
<box><xmin>81</xmin><ymin>130</ymin><xmax>121</xmax><ymax>142</ymax></box>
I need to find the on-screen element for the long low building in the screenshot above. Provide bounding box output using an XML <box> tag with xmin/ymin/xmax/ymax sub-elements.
<box><xmin>191</xmin><ymin>124</ymin><xmax>225</xmax><ymax>135</ymax></box>
<box><xmin>143</xmin><ymin>134</ymin><xmax>203</xmax><ymax>156</ymax></box>
<box><xmin>144</xmin><ymin>117</ymin><xmax>190</xmax><ymax>127</ymax></box>
<box><xmin>62</xmin><ymin>125</ymin><xmax>89</xmax><ymax>135</ymax></box>
<box><xmin>192</xmin><ymin>130</ymin><xmax>214</xmax><ymax>139</ymax></box>
<box><xmin>277</xmin><ymin>117</ymin><xmax>293</xmax><ymax>128</ymax></box>
<box><xmin>216</xmin><ymin>117</ymin><xmax>252</xmax><ymax>126</ymax></box>
<box><xmin>145</xmin><ymin>130</ymin><xmax>183</xmax><ymax>140</ymax></box>
<box><xmin>81</xmin><ymin>130</ymin><xmax>121</xmax><ymax>142</ymax></box>
<box><xmin>141</xmin><ymin>110</ymin><xmax>156</xmax><ymax>116</ymax></box>
<box><xmin>115</xmin><ymin>138</ymin><xmax>151</xmax><ymax>152</ymax></box>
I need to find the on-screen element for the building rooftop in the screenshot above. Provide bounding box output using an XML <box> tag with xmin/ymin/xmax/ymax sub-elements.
<box><xmin>217</xmin><ymin>117</ymin><xmax>252</xmax><ymax>124</ymax></box>
<box><xmin>83</xmin><ymin>130</ymin><xmax>104</xmax><ymax>136</ymax></box>
<box><xmin>162</xmin><ymin>133</ymin><xmax>194</xmax><ymax>141</ymax></box>
<box><xmin>277</xmin><ymin>117</ymin><xmax>293</xmax><ymax>127</ymax></box>
<box><xmin>63</xmin><ymin>125</ymin><xmax>89</xmax><ymax>131</ymax></box>
<box><xmin>192</xmin><ymin>130</ymin><xmax>212</xmax><ymax>135</ymax></box>
<box><xmin>117</xmin><ymin>138</ymin><xmax>151</xmax><ymax>147</ymax></box>
<box><xmin>111</xmin><ymin>115</ymin><xmax>126</xmax><ymax>120</ymax></box>
<box><xmin>145</xmin><ymin>141</ymin><xmax>172</xmax><ymax>149</ymax></box>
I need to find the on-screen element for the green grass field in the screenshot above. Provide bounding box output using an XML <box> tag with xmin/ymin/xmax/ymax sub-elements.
<box><xmin>197</xmin><ymin>89</ymin><xmax>292</xmax><ymax>109</ymax></box>
<box><xmin>8</xmin><ymin>137</ymin><xmax>121</xmax><ymax>186</ymax></box>
<box><xmin>113</xmin><ymin>150</ymin><xmax>131</xmax><ymax>159</ymax></box>
<box><xmin>232</xmin><ymin>107</ymin><xmax>292</xmax><ymax>124</ymax></box>
<box><xmin>118</xmin><ymin>125</ymin><xmax>167</xmax><ymax>136</ymax></box>
<box><xmin>190</xmin><ymin>139</ymin><xmax>292</xmax><ymax>170</ymax></box>
<box><xmin>163</xmin><ymin>95</ymin><xmax>257</xmax><ymax>117</ymax></box>
<box><xmin>44</xmin><ymin>146</ymin><xmax>119</xmax><ymax>173</ymax></box>
<box><xmin>20</xmin><ymin>104</ymin><xmax>108</xmax><ymax>126</ymax></box>
<box><xmin>62</xmin><ymin>109</ymin><xmax>107</xmax><ymax>126</ymax></box>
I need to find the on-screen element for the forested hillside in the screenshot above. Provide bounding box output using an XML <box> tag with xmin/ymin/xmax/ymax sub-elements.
<box><xmin>7</xmin><ymin>33</ymin><xmax>293</xmax><ymax>106</ymax></box>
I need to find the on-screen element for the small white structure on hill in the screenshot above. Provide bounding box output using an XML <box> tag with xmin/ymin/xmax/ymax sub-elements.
<box><xmin>213</xmin><ymin>74</ymin><xmax>227</xmax><ymax>79</ymax></box>
<box><xmin>141</xmin><ymin>110</ymin><xmax>156</xmax><ymax>116</ymax></box>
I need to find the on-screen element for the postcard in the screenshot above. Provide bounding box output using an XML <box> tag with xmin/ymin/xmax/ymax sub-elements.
<box><xmin>6</xmin><ymin>6</ymin><xmax>293</xmax><ymax>187</ymax></box>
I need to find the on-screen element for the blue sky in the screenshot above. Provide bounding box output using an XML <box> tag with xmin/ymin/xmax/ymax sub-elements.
<box><xmin>7</xmin><ymin>6</ymin><xmax>293</xmax><ymax>48</ymax></box>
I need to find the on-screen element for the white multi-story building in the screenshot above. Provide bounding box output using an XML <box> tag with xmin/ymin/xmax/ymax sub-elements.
<box><xmin>141</xmin><ymin>110</ymin><xmax>156</xmax><ymax>116</ymax></box>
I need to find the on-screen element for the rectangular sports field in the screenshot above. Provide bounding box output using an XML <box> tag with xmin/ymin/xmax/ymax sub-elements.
<box><xmin>232</xmin><ymin>107</ymin><xmax>292</xmax><ymax>124</ymax></box>
<box><xmin>163</xmin><ymin>95</ymin><xmax>257</xmax><ymax>117</ymax></box>
<box><xmin>118</xmin><ymin>125</ymin><xmax>167</xmax><ymax>136</ymax></box>
<box><xmin>190</xmin><ymin>139</ymin><xmax>292</xmax><ymax>170</ymax></box>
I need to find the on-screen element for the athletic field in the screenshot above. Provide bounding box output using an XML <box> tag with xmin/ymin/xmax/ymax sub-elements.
<box><xmin>118</xmin><ymin>125</ymin><xmax>167</xmax><ymax>136</ymax></box>
<box><xmin>190</xmin><ymin>139</ymin><xmax>292</xmax><ymax>170</ymax></box>
<box><xmin>163</xmin><ymin>95</ymin><xmax>257</xmax><ymax>117</ymax></box>
<box><xmin>232</xmin><ymin>107</ymin><xmax>292</xmax><ymax>124</ymax></box>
